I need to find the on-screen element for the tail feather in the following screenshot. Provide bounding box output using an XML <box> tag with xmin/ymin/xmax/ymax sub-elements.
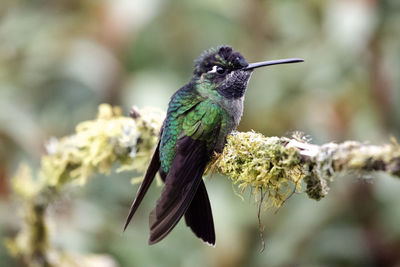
<box><xmin>160</xmin><ymin>164</ymin><xmax>215</xmax><ymax>245</ymax></box>
<box><xmin>184</xmin><ymin>180</ymin><xmax>215</xmax><ymax>245</ymax></box>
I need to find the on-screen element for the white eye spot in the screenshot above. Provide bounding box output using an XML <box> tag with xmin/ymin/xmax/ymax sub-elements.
<box><xmin>207</xmin><ymin>65</ymin><xmax>218</xmax><ymax>74</ymax></box>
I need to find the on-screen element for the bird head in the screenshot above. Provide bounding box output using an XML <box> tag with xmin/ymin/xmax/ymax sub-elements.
<box><xmin>193</xmin><ymin>46</ymin><xmax>303</xmax><ymax>99</ymax></box>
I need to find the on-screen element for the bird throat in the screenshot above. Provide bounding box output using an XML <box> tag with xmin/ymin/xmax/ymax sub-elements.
<box><xmin>216</xmin><ymin>70</ymin><xmax>252</xmax><ymax>99</ymax></box>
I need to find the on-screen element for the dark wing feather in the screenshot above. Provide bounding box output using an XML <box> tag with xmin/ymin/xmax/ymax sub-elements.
<box><xmin>158</xmin><ymin>150</ymin><xmax>215</xmax><ymax>245</ymax></box>
<box><xmin>123</xmin><ymin>141</ymin><xmax>161</xmax><ymax>231</ymax></box>
<box><xmin>148</xmin><ymin>136</ymin><xmax>209</xmax><ymax>245</ymax></box>
<box><xmin>184</xmin><ymin>180</ymin><xmax>215</xmax><ymax>245</ymax></box>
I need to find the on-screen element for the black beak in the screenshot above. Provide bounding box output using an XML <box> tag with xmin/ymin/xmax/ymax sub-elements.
<box><xmin>244</xmin><ymin>58</ymin><xmax>304</xmax><ymax>70</ymax></box>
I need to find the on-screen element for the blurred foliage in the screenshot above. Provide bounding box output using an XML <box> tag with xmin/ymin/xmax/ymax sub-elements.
<box><xmin>1</xmin><ymin>0</ymin><xmax>400</xmax><ymax>266</ymax></box>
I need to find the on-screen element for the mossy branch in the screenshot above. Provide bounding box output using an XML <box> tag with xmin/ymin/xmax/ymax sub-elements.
<box><xmin>211</xmin><ymin>132</ymin><xmax>400</xmax><ymax>205</ymax></box>
<box><xmin>7</xmin><ymin>104</ymin><xmax>400</xmax><ymax>265</ymax></box>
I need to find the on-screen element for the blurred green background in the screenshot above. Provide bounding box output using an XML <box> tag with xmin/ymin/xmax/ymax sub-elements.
<box><xmin>1</xmin><ymin>0</ymin><xmax>400</xmax><ymax>266</ymax></box>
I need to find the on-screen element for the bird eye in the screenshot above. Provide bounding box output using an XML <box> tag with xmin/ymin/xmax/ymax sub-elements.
<box><xmin>207</xmin><ymin>65</ymin><xmax>227</xmax><ymax>75</ymax></box>
<box><xmin>216</xmin><ymin>66</ymin><xmax>226</xmax><ymax>75</ymax></box>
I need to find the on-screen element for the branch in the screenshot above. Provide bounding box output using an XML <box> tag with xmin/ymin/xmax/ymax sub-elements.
<box><xmin>7</xmin><ymin>104</ymin><xmax>400</xmax><ymax>265</ymax></box>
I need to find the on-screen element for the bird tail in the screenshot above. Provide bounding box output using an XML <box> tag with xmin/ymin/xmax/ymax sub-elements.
<box><xmin>148</xmin><ymin>137</ymin><xmax>215</xmax><ymax>245</ymax></box>
<box><xmin>159</xmin><ymin>166</ymin><xmax>216</xmax><ymax>245</ymax></box>
<box><xmin>184</xmin><ymin>180</ymin><xmax>216</xmax><ymax>245</ymax></box>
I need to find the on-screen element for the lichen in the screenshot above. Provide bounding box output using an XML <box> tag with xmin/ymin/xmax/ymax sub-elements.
<box><xmin>38</xmin><ymin>104</ymin><xmax>164</xmax><ymax>188</ymax></box>
<box><xmin>212</xmin><ymin>132</ymin><xmax>305</xmax><ymax>208</ymax></box>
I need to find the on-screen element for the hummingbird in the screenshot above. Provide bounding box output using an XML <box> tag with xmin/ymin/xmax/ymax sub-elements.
<box><xmin>123</xmin><ymin>46</ymin><xmax>303</xmax><ymax>245</ymax></box>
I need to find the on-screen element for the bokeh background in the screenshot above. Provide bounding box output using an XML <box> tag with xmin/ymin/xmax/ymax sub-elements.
<box><xmin>1</xmin><ymin>0</ymin><xmax>400</xmax><ymax>266</ymax></box>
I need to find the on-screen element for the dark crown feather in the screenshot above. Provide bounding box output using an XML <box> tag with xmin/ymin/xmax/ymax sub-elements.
<box><xmin>193</xmin><ymin>46</ymin><xmax>248</xmax><ymax>76</ymax></box>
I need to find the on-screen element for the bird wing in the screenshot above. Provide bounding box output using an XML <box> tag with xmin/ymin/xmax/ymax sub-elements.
<box><xmin>148</xmin><ymin>101</ymin><xmax>222</xmax><ymax>245</ymax></box>
<box><xmin>123</xmin><ymin>140</ymin><xmax>161</xmax><ymax>231</ymax></box>
<box><xmin>159</xmin><ymin>85</ymin><xmax>204</xmax><ymax>173</ymax></box>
